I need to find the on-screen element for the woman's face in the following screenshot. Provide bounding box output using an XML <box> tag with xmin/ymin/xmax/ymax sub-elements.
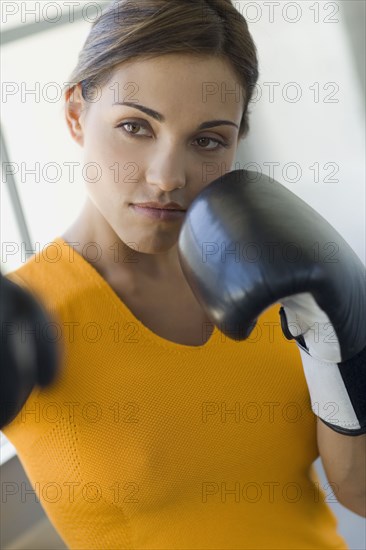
<box><xmin>66</xmin><ymin>54</ymin><xmax>244</xmax><ymax>255</ymax></box>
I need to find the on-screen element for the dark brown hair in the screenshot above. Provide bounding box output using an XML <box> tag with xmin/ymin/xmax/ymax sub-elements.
<box><xmin>65</xmin><ymin>0</ymin><xmax>259</xmax><ymax>138</ymax></box>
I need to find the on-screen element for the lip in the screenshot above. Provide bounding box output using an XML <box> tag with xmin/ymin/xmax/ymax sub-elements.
<box><xmin>133</xmin><ymin>201</ymin><xmax>186</xmax><ymax>211</ymax></box>
<box><xmin>130</xmin><ymin>204</ymin><xmax>186</xmax><ymax>221</ymax></box>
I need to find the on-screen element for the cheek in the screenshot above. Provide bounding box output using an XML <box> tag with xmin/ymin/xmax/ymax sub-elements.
<box><xmin>84</xmin><ymin>128</ymin><xmax>118</xmax><ymax>165</ymax></box>
<box><xmin>196</xmin><ymin>154</ymin><xmax>236</xmax><ymax>191</ymax></box>
<box><xmin>85</xmin><ymin>130</ymin><xmax>148</xmax><ymax>184</ymax></box>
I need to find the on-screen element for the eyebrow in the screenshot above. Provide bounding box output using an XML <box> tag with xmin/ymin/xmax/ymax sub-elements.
<box><xmin>112</xmin><ymin>101</ymin><xmax>239</xmax><ymax>130</ymax></box>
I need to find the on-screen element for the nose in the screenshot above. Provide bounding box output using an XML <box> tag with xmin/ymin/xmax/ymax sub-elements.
<box><xmin>145</xmin><ymin>142</ymin><xmax>187</xmax><ymax>192</ymax></box>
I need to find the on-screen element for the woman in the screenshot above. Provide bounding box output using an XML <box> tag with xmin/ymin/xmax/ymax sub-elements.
<box><xmin>3</xmin><ymin>0</ymin><xmax>351</xmax><ymax>548</ymax></box>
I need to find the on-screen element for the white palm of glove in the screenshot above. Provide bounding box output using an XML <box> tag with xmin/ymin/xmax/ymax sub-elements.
<box><xmin>280</xmin><ymin>293</ymin><xmax>362</xmax><ymax>432</ymax></box>
<box><xmin>281</xmin><ymin>292</ymin><xmax>342</xmax><ymax>363</ymax></box>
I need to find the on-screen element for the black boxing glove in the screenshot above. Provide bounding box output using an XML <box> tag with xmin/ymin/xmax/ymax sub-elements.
<box><xmin>0</xmin><ymin>271</ymin><xmax>60</xmax><ymax>429</ymax></box>
<box><xmin>178</xmin><ymin>170</ymin><xmax>366</xmax><ymax>435</ymax></box>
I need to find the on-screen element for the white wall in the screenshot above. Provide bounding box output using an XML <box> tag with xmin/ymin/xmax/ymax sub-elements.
<box><xmin>236</xmin><ymin>0</ymin><xmax>365</xmax><ymax>264</ymax></box>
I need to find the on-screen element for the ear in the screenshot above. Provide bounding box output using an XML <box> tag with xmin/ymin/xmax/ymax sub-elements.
<box><xmin>64</xmin><ymin>83</ymin><xmax>86</xmax><ymax>147</ymax></box>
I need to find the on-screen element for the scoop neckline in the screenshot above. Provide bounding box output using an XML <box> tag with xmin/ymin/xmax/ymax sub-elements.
<box><xmin>54</xmin><ymin>236</ymin><xmax>218</xmax><ymax>353</ymax></box>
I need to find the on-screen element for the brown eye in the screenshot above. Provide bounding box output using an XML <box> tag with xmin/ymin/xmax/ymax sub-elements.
<box><xmin>195</xmin><ymin>136</ymin><xmax>228</xmax><ymax>151</ymax></box>
<box><xmin>124</xmin><ymin>122</ymin><xmax>140</xmax><ymax>134</ymax></box>
<box><xmin>116</xmin><ymin>121</ymin><xmax>151</xmax><ymax>137</ymax></box>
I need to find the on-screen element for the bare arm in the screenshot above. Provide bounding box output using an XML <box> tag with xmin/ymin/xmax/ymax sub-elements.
<box><xmin>317</xmin><ymin>417</ymin><xmax>366</xmax><ymax>517</ymax></box>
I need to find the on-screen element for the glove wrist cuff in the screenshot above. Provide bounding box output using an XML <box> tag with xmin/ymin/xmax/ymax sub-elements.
<box><xmin>297</xmin><ymin>343</ymin><xmax>366</xmax><ymax>436</ymax></box>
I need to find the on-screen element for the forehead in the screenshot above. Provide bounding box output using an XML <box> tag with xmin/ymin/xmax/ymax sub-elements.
<box><xmin>100</xmin><ymin>54</ymin><xmax>244</xmax><ymax>120</ymax></box>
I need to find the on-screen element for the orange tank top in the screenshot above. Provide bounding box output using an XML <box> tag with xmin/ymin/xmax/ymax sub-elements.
<box><xmin>2</xmin><ymin>237</ymin><xmax>348</xmax><ymax>549</ymax></box>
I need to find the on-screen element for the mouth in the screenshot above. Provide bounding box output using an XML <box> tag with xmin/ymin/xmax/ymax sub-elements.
<box><xmin>129</xmin><ymin>204</ymin><xmax>186</xmax><ymax>221</ymax></box>
<box><xmin>131</xmin><ymin>202</ymin><xmax>186</xmax><ymax>211</ymax></box>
